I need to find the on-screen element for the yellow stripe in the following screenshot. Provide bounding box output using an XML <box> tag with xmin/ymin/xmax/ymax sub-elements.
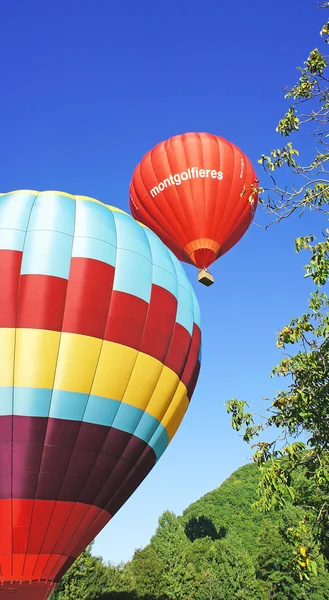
<box><xmin>53</xmin><ymin>333</ymin><xmax>103</xmax><ymax>393</ymax></box>
<box><xmin>0</xmin><ymin>191</ymin><xmax>151</xmax><ymax>230</ymax></box>
<box><xmin>75</xmin><ymin>195</ymin><xmax>127</xmax><ymax>214</ymax></box>
<box><xmin>0</xmin><ymin>329</ymin><xmax>189</xmax><ymax>440</ymax></box>
<box><xmin>92</xmin><ymin>342</ymin><xmax>138</xmax><ymax>400</ymax></box>
<box><xmin>0</xmin><ymin>329</ymin><xmax>15</xmax><ymax>386</ymax></box>
<box><xmin>0</xmin><ymin>190</ymin><xmax>39</xmax><ymax>197</ymax></box>
<box><xmin>15</xmin><ymin>329</ymin><xmax>60</xmax><ymax>388</ymax></box>
<box><xmin>162</xmin><ymin>381</ymin><xmax>189</xmax><ymax>440</ymax></box>
<box><xmin>0</xmin><ymin>190</ymin><xmax>129</xmax><ymax>215</ymax></box>
<box><xmin>0</xmin><ymin>191</ymin><xmax>151</xmax><ymax>231</ymax></box>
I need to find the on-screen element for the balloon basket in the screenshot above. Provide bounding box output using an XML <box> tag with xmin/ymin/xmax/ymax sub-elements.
<box><xmin>197</xmin><ymin>270</ymin><xmax>214</xmax><ymax>287</ymax></box>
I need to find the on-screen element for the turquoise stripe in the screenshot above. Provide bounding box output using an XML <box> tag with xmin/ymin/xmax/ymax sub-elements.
<box><xmin>74</xmin><ymin>199</ymin><xmax>117</xmax><ymax>247</ymax></box>
<box><xmin>14</xmin><ymin>387</ymin><xmax>52</xmax><ymax>417</ymax></box>
<box><xmin>113</xmin><ymin>211</ymin><xmax>152</xmax><ymax>260</ymax></box>
<box><xmin>21</xmin><ymin>230</ymin><xmax>73</xmax><ymax>279</ymax></box>
<box><xmin>0</xmin><ymin>387</ymin><xmax>12</xmax><ymax>415</ymax></box>
<box><xmin>0</xmin><ymin>229</ymin><xmax>26</xmax><ymax>252</ymax></box>
<box><xmin>133</xmin><ymin>411</ymin><xmax>162</xmax><ymax>443</ymax></box>
<box><xmin>176</xmin><ymin>284</ymin><xmax>194</xmax><ymax>335</ymax></box>
<box><xmin>50</xmin><ymin>390</ymin><xmax>88</xmax><ymax>420</ymax></box>
<box><xmin>149</xmin><ymin>425</ymin><xmax>169</xmax><ymax>460</ymax></box>
<box><xmin>85</xmin><ymin>395</ymin><xmax>168</xmax><ymax>460</ymax></box>
<box><xmin>152</xmin><ymin>265</ymin><xmax>178</xmax><ymax>298</ymax></box>
<box><xmin>0</xmin><ymin>386</ymin><xmax>167</xmax><ymax>459</ymax></box>
<box><xmin>144</xmin><ymin>227</ymin><xmax>177</xmax><ymax>275</ymax></box>
<box><xmin>144</xmin><ymin>229</ymin><xmax>178</xmax><ymax>298</ymax></box>
<box><xmin>114</xmin><ymin>248</ymin><xmax>152</xmax><ymax>303</ymax></box>
<box><xmin>28</xmin><ymin>192</ymin><xmax>75</xmax><ymax>236</ymax></box>
<box><xmin>83</xmin><ymin>394</ymin><xmax>119</xmax><ymax>425</ymax></box>
<box><xmin>0</xmin><ymin>192</ymin><xmax>37</xmax><ymax>231</ymax></box>
<box><xmin>72</xmin><ymin>236</ymin><xmax>116</xmax><ymax>267</ymax></box>
<box><xmin>171</xmin><ymin>253</ymin><xmax>192</xmax><ymax>292</ymax></box>
<box><xmin>193</xmin><ymin>298</ymin><xmax>201</xmax><ymax>329</ymax></box>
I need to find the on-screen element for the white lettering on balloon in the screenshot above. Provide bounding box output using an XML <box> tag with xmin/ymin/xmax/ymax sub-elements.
<box><xmin>149</xmin><ymin>167</ymin><xmax>224</xmax><ymax>199</ymax></box>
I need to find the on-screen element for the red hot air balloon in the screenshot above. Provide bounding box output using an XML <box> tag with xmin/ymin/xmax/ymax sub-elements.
<box><xmin>129</xmin><ymin>132</ymin><xmax>258</xmax><ymax>286</ymax></box>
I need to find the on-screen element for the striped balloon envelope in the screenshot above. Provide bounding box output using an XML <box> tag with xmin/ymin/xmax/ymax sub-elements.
<box><xmin>0</xmin><ymin>191</ymin><xmax>201</xmax><ymax>599</ymax></box>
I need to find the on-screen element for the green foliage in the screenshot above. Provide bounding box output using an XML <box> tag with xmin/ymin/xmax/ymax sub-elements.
<box><xmin>51</xmin><ymin>464</ymin><xmax>329</xmax><ymax>600</ymax></box>
<box><xmin>50</xmin><ymin>544</ymin><xmax>126</xmax><ymax>600</ymax></box>
<box><xmin>226</xmin><ymin>1</ymin><xmax>329</xmax><ymax>583</ymax></box>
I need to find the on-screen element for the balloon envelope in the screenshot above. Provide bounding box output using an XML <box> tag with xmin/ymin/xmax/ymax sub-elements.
<box><xmin>129</xmin><ymin>132</ymin><xmax>258</xmax><ymax>272</ymax></box>
<box><xmin>0</xmin><ymin>191</ymin><xmax>201</xmax><ymax>599</ymax></box>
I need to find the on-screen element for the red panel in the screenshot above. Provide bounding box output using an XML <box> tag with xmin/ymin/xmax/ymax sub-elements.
<box><xmin>187</xmin><ymin>359</ymin><xmax>201</xmax><ymax>400</ymax></box>
<box><xmin>40</xmin><ymin>502</ymin><xmax>74</xmax><ymax>554</ymax></box>
<box><xmin>0</xmin><ymin>250</ymin><xmax>22</xmax><ymax>327</ymax></box>
<box><xmin>0</xmin><ymin>527</ymin><xmax>12</xmax><ymax>554</ymax></box>
<box><xmin>50</xmin><ymin>503</ymin><xmax>90</xmax><ymax>554</ymax></box>
<box><xmin>17</xmin><ymin>275</ymin><xmax>67</xmax><ymax>331</ymax></box>
<box><xmin>0</xmin><ymin>581</ymin><xmax>55</xmax><ymax>600</ymax></box>
<box><xmin>63</xmin><ymin>257</ymin><xmax>115</xmax><ymax>338</ymax></box>
<box><xmin>41</xmin><ymin>553</ymin><xmax>67</xmax><ymax>582</ymax></box>
<box><xmin>0</xmin><ymin>499</ymin><xmax>110</xmax><ymax>586</ymax></box>
<box><xmin>13</xmin><ymin>527</ymin><xmax>29</xmax><ymax>554</ymax></box>
<box><xmin>64</xmin><ymin>508</ymin><xmax>110</xmax><ymax>557</ymax></box>
<box><xmin>181</xmin><ymin>323</ymin><xmax>201</xmax><ymax>390</ymax></box>
<box><xmin>104</xmin><ymin>290</ymin><xmax>148</xmax><ymax>348</ymax></box>
<box><xmin>12</xmin><ymin>499</ymin><xmax>34</xmax><ymax>528</ymax></box>
<box><xmin>0</xmin><ymin>500</ymin><xmax>11</xmax><ymax>527</ymax></box>
<box><xmin>140</xmin><ymin>285</ymin><xmax>177</xmax><ymax>363</ymax></box>
<box><xmin>165</xmin><ymin>322</ymin><xmax>192</xmax><ymax>377</ymax></box>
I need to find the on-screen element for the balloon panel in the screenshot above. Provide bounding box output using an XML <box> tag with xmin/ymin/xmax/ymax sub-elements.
<box><xmin>0</xmin><ymin>191</ymin><xmax>201</xmax><ymax>598</ymax></box>
<box><xmin>129</xmin><ymin>132</ymin><xmax>258</xmax><ymax>269</ymax></box>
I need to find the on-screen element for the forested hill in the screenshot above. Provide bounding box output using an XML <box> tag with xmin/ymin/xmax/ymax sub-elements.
<box><xmin>51</xmin><ymin>462</ymin><xmax>329</xmax><ymax>600</ymax></box>
<box><xmin>182</xmin><ymin>462</ymin><xmax>264</xmax><ymax>556</ymax></box>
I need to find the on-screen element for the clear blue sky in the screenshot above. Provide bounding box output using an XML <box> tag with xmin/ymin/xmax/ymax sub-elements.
<box><xmin>0</xmin><ymin>0</ymin><xmax>325</xmax><ymax>564</ymax></box>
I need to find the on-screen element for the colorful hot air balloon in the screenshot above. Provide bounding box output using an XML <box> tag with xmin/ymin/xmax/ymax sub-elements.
<box><xmin>0</xmin><ymin>191</ymin><xmax>201</xmax><ymax>599</ymax></box>
<box><xmin>129</xmin><ymin>132</ymin><xmax>258</xmax><ymax>286</ymax></box>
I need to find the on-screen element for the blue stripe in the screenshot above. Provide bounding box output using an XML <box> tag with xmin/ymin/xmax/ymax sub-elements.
<box><xmin>74</xmin><ymin>199</ymin><xmax>117</xmax><ymax>247</ymax></box>
<box><xmin>152</xmin><ymin>265</ymin><xmax>178</xmax><ymax>298</ymax></box>
<box><xmin>143</xmin><ymin>229</ymin><xmax>178</xmax><ymax>298</ymax></box>
<box><xmin>0</xmin><ymin>229</ymin><xmax>26</xmax><ymax>252</ymax></box>
<box><xmin>21</xmin><ymin>230</ymin><xmax>73</xmax><ymax>278</ymax></box>
<box><xmin>193</xmin><ymin>299</ymin><xmax>201</xmax><ymax>329</ymax></box>
<box><xmin>176</xmin><ymin>284</ymin><xmax>194</xmax><ymax>335</ymax></box>
<box><xmin>28</xmin><ymin>192</ymin><xmax>75</xmax><ymax>236</ymax></box>
<box><xmin>149</xmin><ymin>425</ymin><xmax>169</xmax><ymax>460</ymax></box>
<box><xmin>114</xmin><ymin>248</ymin><xmax>152</xmax><ymax>303</ymax></box>
<box><xmin>0</xmin><ymin>387</ymin><xmax>12</xmax><ymax>415</ymax></box>
<box><xmin>50</xmin><ymin>389</ymin><xmax>88</xmax><ymax>420</ymax></box>
<box><xmin>144</xmin><ymin>227</ymin><xmax>177</xmax><ymax>274</ymax></box>
<box><xmin>0</xmin><ymin>192</ymin><xmax>37</xmax><ymax>231</ymax></box>
<box><xmin>72</xmin><ymin>236</ymin><xmax>116</xmax><ymax>266</ymax></box>
<box><xmin>113</xmin><ymin>211</ymin><xmax>152</xmax><ymax>260</ymax></box>
<box><xmin>83</xmin><ymin>394</ymin><xmax>119</xmax><ymax>426</ymax></box>
<box><xmin>0</xmin><ymin>386</ymin><xmax>167</xmax><ymax>459</ymax></box>
<box><xmin>14</xmin><ymin>387</ymin><xmax>52</xmax><ymax>417</ymax></box>
<box><xmin>171</xmin><ymin>253</ymin><xmax>191</xmax><ymax>291</ymax></box>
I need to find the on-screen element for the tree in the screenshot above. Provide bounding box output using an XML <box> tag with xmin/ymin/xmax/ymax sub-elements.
<box><xmin>255</xmin><ymin>514</ymin><xmax>329</xmax><ymax>600</ymax></box>
<box><xmin>123</xmin><ymin>545</ymin><xmax>166</xmax><ymax>599</ymax></box>
<box><xmin>209</xmin><ymin>532</ymin><xmax>266</xmax><ymax>600</ymax></box>
<box><xmin>227</xmin><ymin>1</ymin><xmax>329</xmax><ymax>580</ymax></box>
<box><xmin>50</xmin><ymin>544</ymin><xmax>124</xmax><ymax>600</ymax></box>
<box><xmin>149</xmin><ymin>511</ymin><xmax>198</xmax><ymax>600</ymax></box>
